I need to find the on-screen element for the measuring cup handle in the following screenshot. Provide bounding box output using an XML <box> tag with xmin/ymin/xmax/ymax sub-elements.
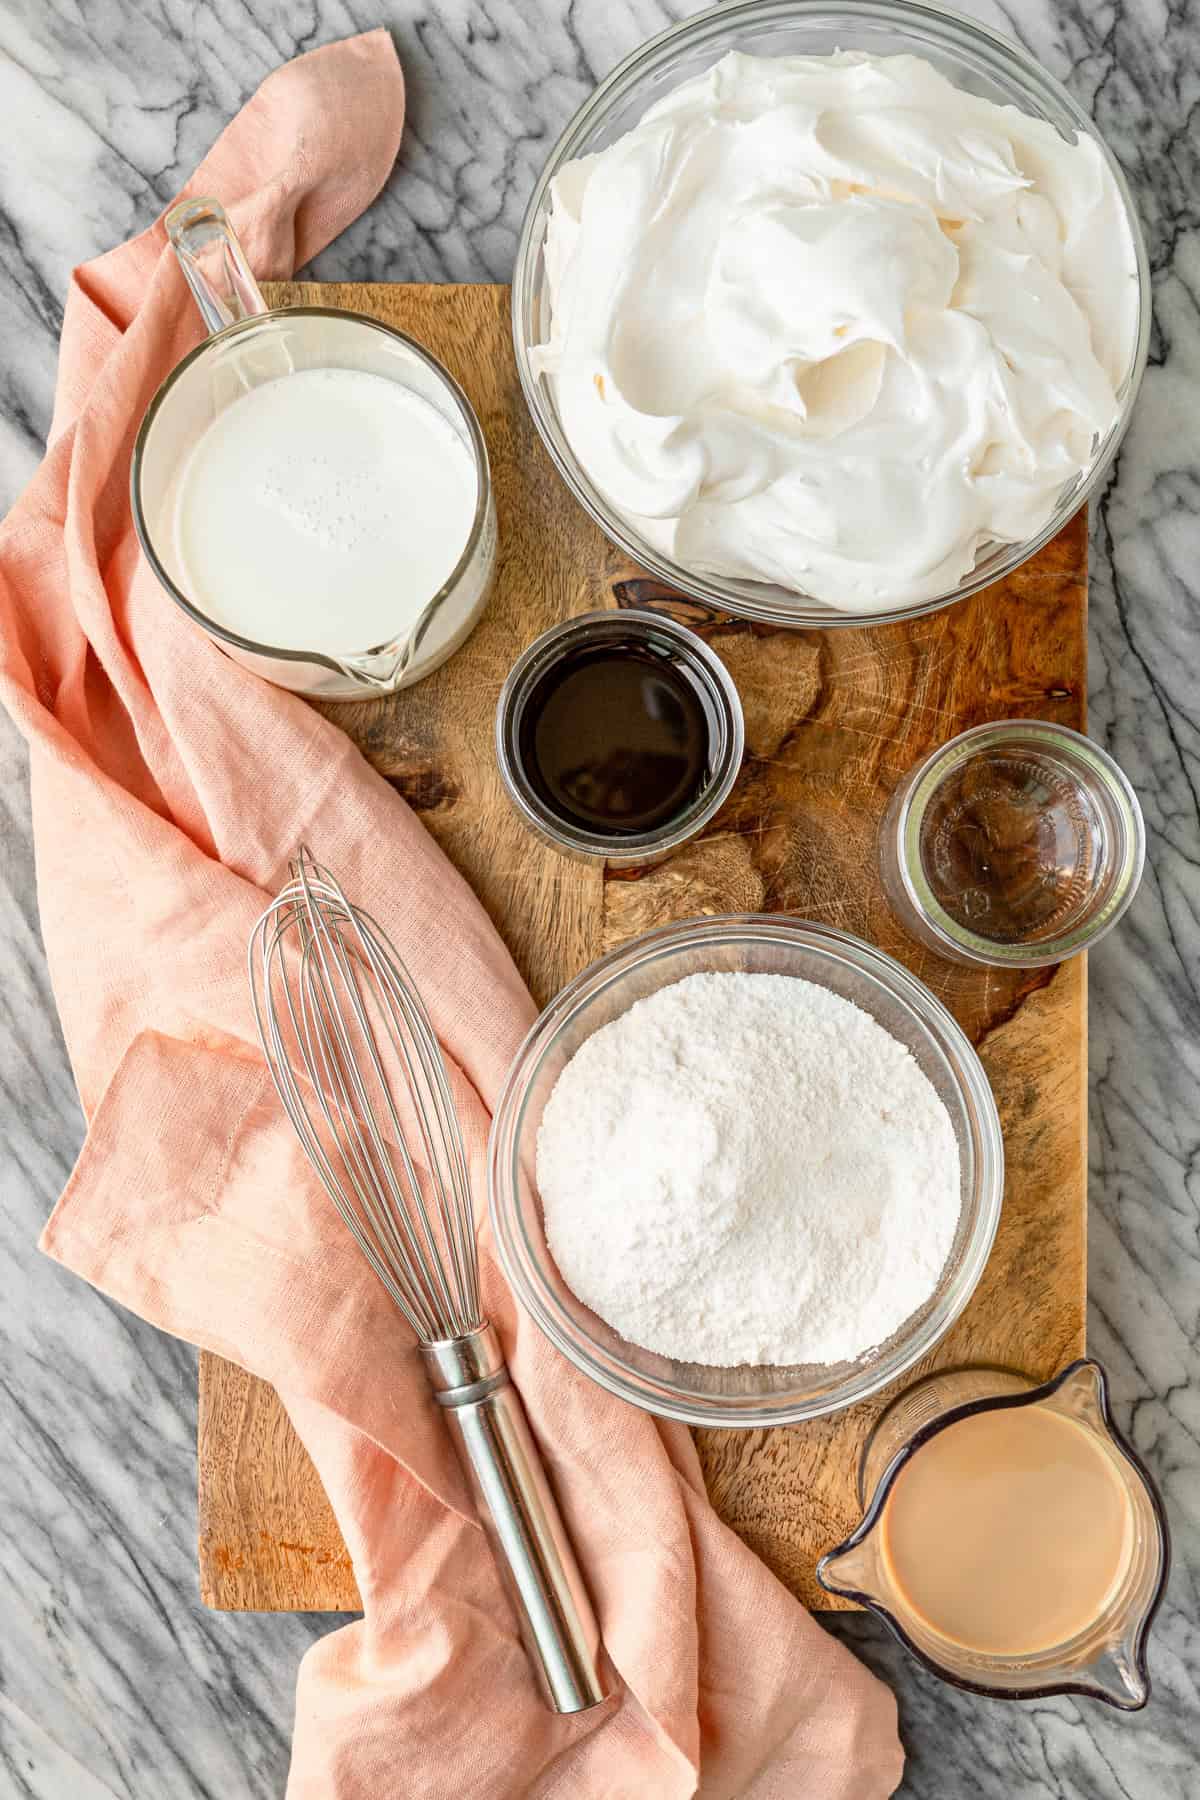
<box><xmin>165</xmin><ymin>197</ymin><xmax>270</xmax><ymax>334</ymax></box>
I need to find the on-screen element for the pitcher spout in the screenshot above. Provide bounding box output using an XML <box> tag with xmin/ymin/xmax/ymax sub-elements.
<box><xmin>817</xmin><ymin>1530</ymin><xmax>889</xmax><ymax>1610</ymax></box>
<box><xmin>338</xmin><ymin>642</ymin><xmax>412</xmax><ymax>693</ymax></box>
<box><xmin>1082</xmin><ymin>1642</ymin><xmax>1151</xmax><ymax>1711</ymax></box>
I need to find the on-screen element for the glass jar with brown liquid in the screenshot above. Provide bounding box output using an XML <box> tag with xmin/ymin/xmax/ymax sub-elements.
<box><xmin>495</xmin><ymin>610</ymin><xmax>744</xmax><ymax>867</ymax></box>
<box><xmin>878</xmin><ymin>721</ymin><xmax>1145</xmax><ymax>967</ymax></box>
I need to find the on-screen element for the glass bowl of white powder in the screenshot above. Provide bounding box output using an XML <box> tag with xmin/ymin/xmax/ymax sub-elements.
<box><xmin>488</xmin><ymin>915</ymin><xmax>1003</xmax><ymax>1426</ymax></box>
<box><xmin>512</xmin><ymin>0</ymin><xmax>1150</xmax><ymax>626</ymax></box>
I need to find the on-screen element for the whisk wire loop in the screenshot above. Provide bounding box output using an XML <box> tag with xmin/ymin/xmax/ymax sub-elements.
<box><xmin>301</xmin><ymin>903</ymin><xmax>457</xmax><ymax>1332</ymax></box>
<box><xmin>248</xmin><ymin>850</ymin><xmax>482</xmax><ymax>1342</ymax></box>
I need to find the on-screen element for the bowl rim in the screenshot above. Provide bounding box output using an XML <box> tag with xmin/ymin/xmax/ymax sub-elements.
<box><xmin>487</xmin><ymin>912</ymin><xmax>1005</xmax><ymax>1426</ymax></box>
<box><xmin>510</xmin><ymin>0</ymin><xmax>1152</xmax><ymax>629</ymax></box>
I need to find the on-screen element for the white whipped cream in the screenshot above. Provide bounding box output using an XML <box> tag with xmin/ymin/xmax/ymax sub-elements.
<box><xmin>533</xmin><ymin>51</ymin><xmax>1139</xmax><ymax>611</ymax></box>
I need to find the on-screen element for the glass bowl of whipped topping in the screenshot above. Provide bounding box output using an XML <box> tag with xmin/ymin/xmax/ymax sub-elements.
<box><xmin>512</xmin><ymin>0</ymin><xmax>1150</xmax><ymax>627</ymax></box>
<box><xmin>488</xmin><ymin>915</ymin><xmax>1003</xmax><ymax>1427</ymax></box>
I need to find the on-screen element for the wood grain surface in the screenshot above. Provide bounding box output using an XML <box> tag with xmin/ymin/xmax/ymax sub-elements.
<box><xmin>198</xmin><ymin>282</ymin><xmax>1087</xmax><ymax>1613</ymax></box>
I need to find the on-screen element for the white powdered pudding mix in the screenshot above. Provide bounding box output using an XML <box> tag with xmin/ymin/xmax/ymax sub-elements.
<box><xmin>536</xmin><ymin>971</ymin><xmax>961</xmax><ymax>1367</ymax></box>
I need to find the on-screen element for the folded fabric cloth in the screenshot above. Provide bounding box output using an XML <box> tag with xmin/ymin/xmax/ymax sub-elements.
<box><xmin>0</xmin><ymin>29</ymin><xmax>903</xmax><ymax>1799</ymax></box>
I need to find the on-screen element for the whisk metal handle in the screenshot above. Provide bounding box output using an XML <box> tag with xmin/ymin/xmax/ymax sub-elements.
<box><xmin>422</xmin><ymin>1326</ymin><xmax>611</xmax><ymax>1715</ymax></box>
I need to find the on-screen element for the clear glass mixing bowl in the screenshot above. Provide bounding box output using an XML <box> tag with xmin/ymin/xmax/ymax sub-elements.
<box><xmin>488</xmin><ymin>916</ymin><xmax>1004</xmax><ymax>1426</ymax></box>
<box><xmin>511</xmin><ymin>0</ymin><xmax>1150</xmax><ymax>629</ymax></box>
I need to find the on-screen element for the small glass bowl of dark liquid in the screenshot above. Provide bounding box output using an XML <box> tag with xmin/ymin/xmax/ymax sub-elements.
<box><xmin>495</xmin><ymin>610</ymin><xmax>744</xmax><ymax>865</ymax></box>
<box><xmin>879</xmin><ymin>720</ymin><xmax>1145</xmax><ymax>967</ymax></box>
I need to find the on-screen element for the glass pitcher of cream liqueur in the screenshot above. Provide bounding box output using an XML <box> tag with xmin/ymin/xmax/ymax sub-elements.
<box><xmin>818</xmin><ymin>1360</ymin><xmax>1169</xmax><ymax>1709</ymax></box>
<box><xmin>132</xmin><ymin>198</ymin><xmax>496</xmax><ymax>699</ymax></box>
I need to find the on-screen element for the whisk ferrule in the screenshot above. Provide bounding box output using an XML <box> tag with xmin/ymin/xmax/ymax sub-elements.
<box><xmin>421</xmin><ymin>1323</ymin><xmax>510</xmax><ymax>1404</ymax></box>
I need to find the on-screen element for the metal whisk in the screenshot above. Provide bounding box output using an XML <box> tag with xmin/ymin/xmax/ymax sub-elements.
<box><xmin>249</xmin><ymin>850</ymin><xmax>608</xmax><ymax>1714</ymax></box>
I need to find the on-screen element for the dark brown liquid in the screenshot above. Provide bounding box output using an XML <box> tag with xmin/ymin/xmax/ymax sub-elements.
<box><xmin>920</xmin><ymin>749</ymin><xmax>1100</xmax><ymax>944</ymax></box>
<box><xmin>518</xmin><ymin>643</ymin><xmax>712</xmax><ymax>835</ymax></box>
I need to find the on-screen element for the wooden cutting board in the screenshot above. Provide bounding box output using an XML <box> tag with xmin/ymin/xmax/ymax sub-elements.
<box><xmin>198</xmin><ymin>281</ymin><xmax>1087</xmax><ymax>1613</ymax></box>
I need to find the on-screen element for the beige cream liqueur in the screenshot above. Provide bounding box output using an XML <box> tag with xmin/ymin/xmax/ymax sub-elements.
<box><xmin>881</xmin><ymin>1405</ymin><xmax>1134</xmax><ymax>1656</ymax></box>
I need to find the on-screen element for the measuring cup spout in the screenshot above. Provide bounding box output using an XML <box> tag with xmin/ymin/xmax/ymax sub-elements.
<box><xmin>166</xmin><ymin>197</ymin><xmax>270</xmax><ymax>334</ymax></box>
<box><xmin>338</xmin><ymin>645</ymin><xmax>410</xmax><ymax>692</ymax></box>
<box><xmin>1085</xmin><ymin>1644</ymin><xmax>1151</xmax><ymax>1711</ymax></box>
<box><xmin>816</xmin><ymin>1530</ymin><xmax>888</xmax><ymax>1610</ymax></box>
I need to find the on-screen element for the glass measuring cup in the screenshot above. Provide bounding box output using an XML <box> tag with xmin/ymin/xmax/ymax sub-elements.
<box><xmin>817</xmin><ymin>1360</ymin><xmax>1169</xmax><ymax>1709</ymax></box>
<box><xmin>132</xmin><ymin>198</ymin><xmax>496</xmax><ymax>699</ymax></box>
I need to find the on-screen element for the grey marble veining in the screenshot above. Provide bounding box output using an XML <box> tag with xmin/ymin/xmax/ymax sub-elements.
<box><xmin>0</xmin><ymin>1</ymin><xmax>1196</xmax><ymax>1795</ymax></box>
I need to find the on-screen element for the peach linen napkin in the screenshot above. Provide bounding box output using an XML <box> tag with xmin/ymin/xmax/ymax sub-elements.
<box><xmin>0</xmin><ymin>30</ymin><xmax>903</xmax><ymax>1800</ymax></box>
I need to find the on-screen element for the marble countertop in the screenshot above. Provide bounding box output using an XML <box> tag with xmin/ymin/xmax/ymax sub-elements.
<box><xmin>1</xmin><ymin>2</ymin><xmax>1196</xmax><ymax>1795</ymax></box>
